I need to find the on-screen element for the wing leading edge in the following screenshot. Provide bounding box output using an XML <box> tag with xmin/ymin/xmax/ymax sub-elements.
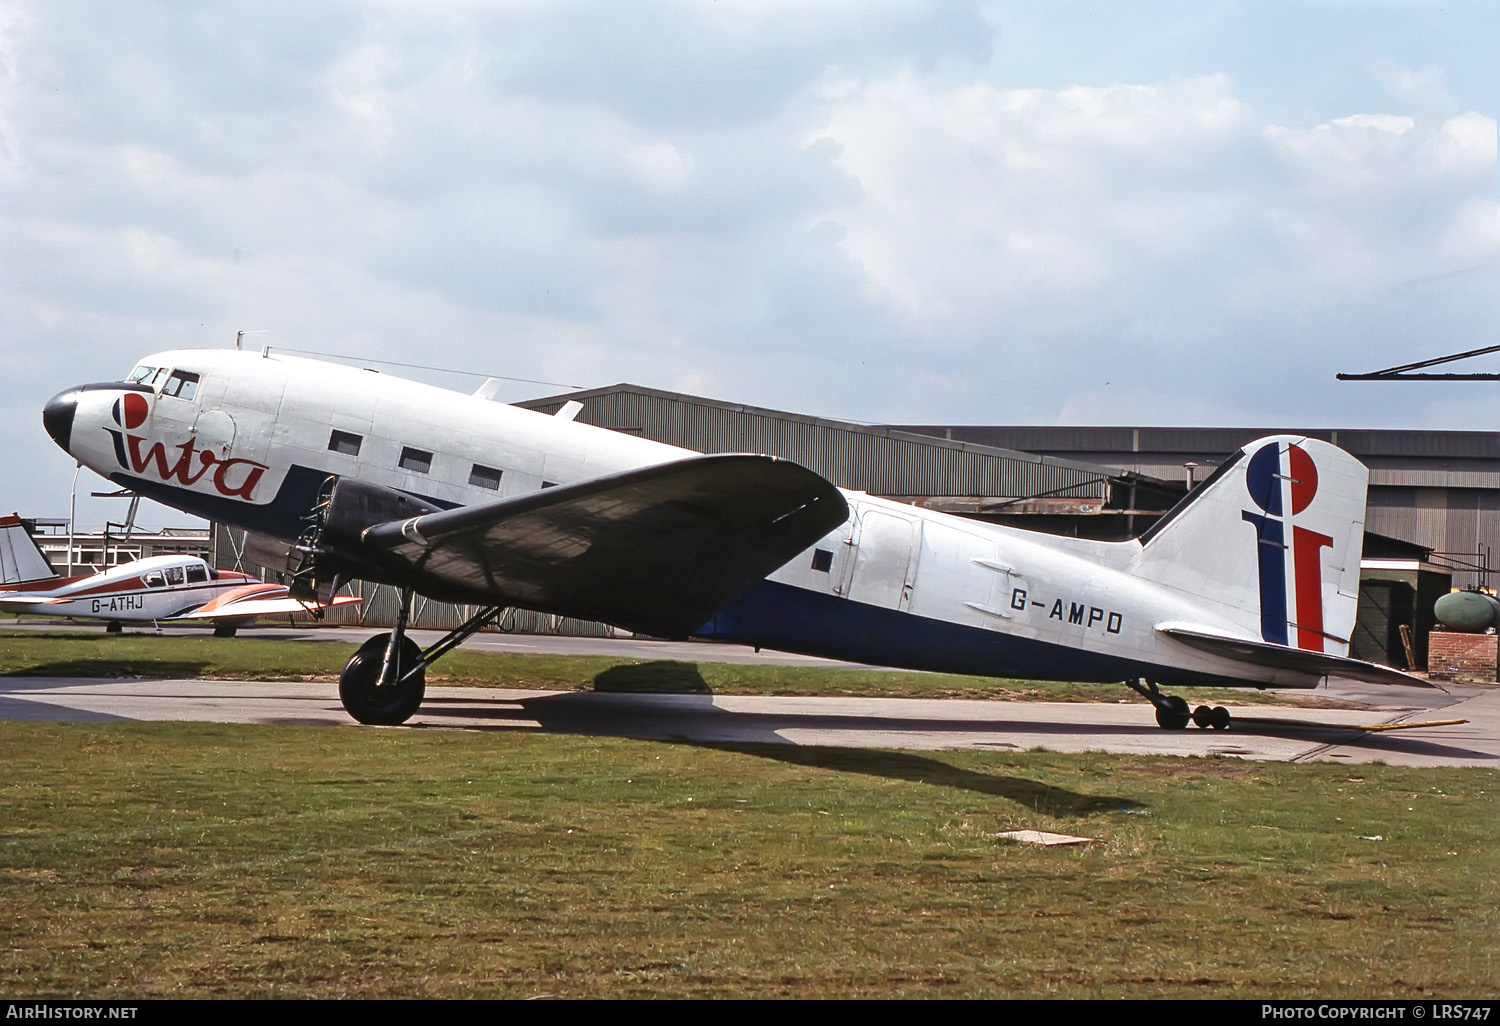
<box><xmin>359</xmin><ymin>454</ymin><xmax>849</xmax><ymax>636</ymax></box>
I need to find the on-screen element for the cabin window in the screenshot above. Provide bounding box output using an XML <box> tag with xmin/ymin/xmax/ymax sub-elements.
<box><xmin>328</xmin><ymin>430</ymin><xmax>362</xmax><ymax>456</ymax></box>
<box><xmin>541</xmin><ymin>481</ymin><xmax>558</xmax><ymax>489</ymax></box>
<box><xmin>161</xmin><ymin>370</ymin><xmax>200</xmax><ymax>400</ymax></box>
<box><xmin>186</xmin><ymin>565</ymin><xmax>208</xmax><ymax>584</ymax></box>
<box><xmin>399</xmin><ymin>447</ymin><xmax>433</xmax><ymax>474</ymax></box>
<box><xmin>143</xmin><ymin>571</ymin><xmax>165</xmax><ymax>588</ymax></box>
<box><xmin>164</xmin><ymin>566</ymin><xmax>185</xmax><ymax>585</ymax></box>
<box><xmin>469</xmin><ymin>465</ymin><xmax>502</xmax><ymax>490</ymax></box>
<box><xmin>811</xmin><ymin>549</ymin><xmax>833</xmax><ymax>573</ymax></box>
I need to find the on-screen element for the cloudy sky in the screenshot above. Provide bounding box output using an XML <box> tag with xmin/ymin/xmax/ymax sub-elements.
<box><xmin>3</xmin><ymin>1</ymin><xmax>1497</xmax><ymax>528</ymax></box>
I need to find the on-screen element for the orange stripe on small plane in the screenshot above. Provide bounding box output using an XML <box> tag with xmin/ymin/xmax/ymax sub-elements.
<box><xmin>191</xmin><ymin>583</ymin><xmax>287</xmax><ymax>614</ymax></box>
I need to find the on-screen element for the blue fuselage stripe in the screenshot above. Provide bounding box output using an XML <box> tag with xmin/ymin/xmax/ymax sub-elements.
<box><xmin>697</xmin><ymin>579</ymin><xmax>1197</xmax><ymax>685</ymax></box>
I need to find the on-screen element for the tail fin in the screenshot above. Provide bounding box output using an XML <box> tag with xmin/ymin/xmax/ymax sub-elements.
<box><xmin>0</xmin><ymin>515</ymin><xmax>60</xmax><ymax>586</ymax></box>
<box><xmin>1132</xmin><ymin>436</ymin><xmax>1366</xmax><ymax>656</ymax></box>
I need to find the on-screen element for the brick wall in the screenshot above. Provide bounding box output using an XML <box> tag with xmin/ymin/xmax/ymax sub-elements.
<box><xmin>1427</xmin><ymin>631</ymin><xmax>1498</xmax><ymax>682</ymax></box>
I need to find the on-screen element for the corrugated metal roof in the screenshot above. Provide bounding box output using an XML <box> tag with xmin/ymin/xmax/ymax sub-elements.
<box><xmin>518</xmin><ymin>385</ymin><xmax>1119</xmax><ymax>500</ymax></box>
<box><xmin>890</xmin><ymin>424</ymin><xmax>1500</xmax><ymax>461</ymax></box>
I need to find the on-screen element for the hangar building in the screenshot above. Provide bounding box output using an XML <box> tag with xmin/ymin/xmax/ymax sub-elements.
<box><xmin>215</xmin><ymin>383</ymin><xmax>1485</xmax><ymax>672</ymax></box>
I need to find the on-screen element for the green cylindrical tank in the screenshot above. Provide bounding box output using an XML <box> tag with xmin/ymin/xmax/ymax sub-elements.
<box><xmin>1434</xmin><ymin>590</ymin><xmax>1500</xmax><ymax>632</ymax></box>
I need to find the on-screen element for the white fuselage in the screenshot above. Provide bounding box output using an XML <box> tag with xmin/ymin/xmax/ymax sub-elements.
<box><xmin>48</xmin><ymin>348</ymin><xmax>1346</xmax><ymax>688</ymax></box>
<box><xmin>0</xmin><ymin>555</ymin><xmax>255</xmax><ymax>623</ymax></box>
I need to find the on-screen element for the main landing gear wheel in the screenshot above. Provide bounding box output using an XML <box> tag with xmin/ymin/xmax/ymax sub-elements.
<box><xmin>339</xmin><ymin>633</ymin><xmax>426</xmax><ymax>726</ymax></box>
<box><xmin>213</xmin><ymin>624</ymin><xmax>238</xmax><ymax>638</ymax></box>
<box><xmin>1192</xmin><ymin>704</ymin><xmax>1232</xmax><ymax>731</ymax></box>
<box><xmin>1155</xmin><ymin>695</ymin><xmax>1191</xmax><ymax>730</ymax></box>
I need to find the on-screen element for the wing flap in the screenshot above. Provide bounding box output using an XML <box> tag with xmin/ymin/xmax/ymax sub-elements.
<box><xmin>1156</xmin><ymin>622</ymin><xmax>1439</xmax><ymax>688</ymax></box>
<box><xmin>361</xmin><ymin>454</ymin><xmax>848</xmax><ymax>636</ymax></box>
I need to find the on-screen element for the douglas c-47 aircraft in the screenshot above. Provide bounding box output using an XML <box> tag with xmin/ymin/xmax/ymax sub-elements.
<box><xmin>0</xmin><ymin>515</ymin><xmax>357</xmax><ymax>634</ymax></box>
<box><xmin>40</xmin><ymin>348</ymin><xmax>1431</xmax><ymax>726</ymax></box>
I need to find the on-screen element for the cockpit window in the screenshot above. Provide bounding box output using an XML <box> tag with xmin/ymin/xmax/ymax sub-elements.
<box><xmin>162</xmin><ymin>370</ymin><xmax>200</xmax><ymax>400</ymax></box>
<box><xmin>164</xmin><ymin>566</ymin><xmax>185</xmax><ymax>585</ymax></box>
<box><xmin>126</xmin><ymin>365</ymin><xmax>157</xmax><ymax>384</ymax></box>
<box><xmin>148</xmin><ymin>367</ymin><xmax>170</xmax><ymax>390</ymax></box>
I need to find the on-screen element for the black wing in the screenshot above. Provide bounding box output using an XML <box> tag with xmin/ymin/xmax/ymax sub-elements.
<box><xmin>360</xmin><ymin>454</ymin><xmax>848</xmax><ymax>636</ymax></box>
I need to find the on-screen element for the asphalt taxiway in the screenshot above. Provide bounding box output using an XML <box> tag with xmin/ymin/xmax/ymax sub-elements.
<box><xmin>1</xmin><ymin>626</ymin><xmax>1495</xmax><ymax>766</ymax></box>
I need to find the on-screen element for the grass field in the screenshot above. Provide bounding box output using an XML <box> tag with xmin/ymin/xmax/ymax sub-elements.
<box><xmin>2</xmin><ymin>627</ymin><xmax>1493</xmax><ymax>997</ymax></box>
<box><xmin>2</xmin><ymin>721</ymin><xmax>1496</xmax><ymax>999</ymax></box>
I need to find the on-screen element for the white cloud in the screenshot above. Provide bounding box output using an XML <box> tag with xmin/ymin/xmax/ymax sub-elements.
<box><xmin>626</xmin><ymin>141</ymin><xmax>696</xmax><ymax>193</ymax></box>
<box><xmin>809</xmin><ymin>72</ymin><xmax>1496</xmax><ymax>339</ymax></box>
<box><xmin>3</xmin><ymin>1</ymin><xmax>1499</xmax><ymax>526</ymax></box>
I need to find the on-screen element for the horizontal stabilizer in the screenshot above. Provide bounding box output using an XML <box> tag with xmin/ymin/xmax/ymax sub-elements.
<box><xmin>0</xmin><ymin>595</ymin><xmax>59</xmax><ymax>607</ymax></box>
<box><xmin>360</xmin><ymin>454</ymin><xmax>849</xmax><ymax>636</ymax></box>
<box><xmin>1156</xmin><ymin>622</ymin><xmax>1439</xmax><ymax>688</ymax></box>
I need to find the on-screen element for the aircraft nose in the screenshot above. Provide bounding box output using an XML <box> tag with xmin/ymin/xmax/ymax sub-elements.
<box><xmin>42</xmin><ymin>389</ymin><xmax>78</xmax><ymax>452</ymax></box>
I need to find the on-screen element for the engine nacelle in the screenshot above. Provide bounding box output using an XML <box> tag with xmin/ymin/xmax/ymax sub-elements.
<box><xmin>321</xmin><ymin>477</ymin><xmax>443</xmax><ymax>551</ymax></box>
<box><xmin>280</xmin><ymin>476</ymin><xmax>444</xmax><ymax>598</ymax></box>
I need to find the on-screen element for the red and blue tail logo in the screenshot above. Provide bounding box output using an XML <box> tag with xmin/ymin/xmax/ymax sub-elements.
<box><xmin>1241</xmin><ymin>441</ymin><xmax>1335</xmax><ymax>650</ymax></box>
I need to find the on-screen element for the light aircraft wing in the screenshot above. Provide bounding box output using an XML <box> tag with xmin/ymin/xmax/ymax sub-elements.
<box><xmin>173</xmin><ymin>583</ymin><xmax>361</xmax><ymax>621</ymax></box>
<box><xmin>358</xmin><ymin>453</ymin><xmax>849</xmax><ymax>636</ymax></box>
<box><xmin>1155</xmin><ymin>623</ymin><xmax>1439</xmax><ymax>688</ymax></box>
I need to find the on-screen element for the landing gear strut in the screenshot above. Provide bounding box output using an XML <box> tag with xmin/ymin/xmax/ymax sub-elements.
<box><xmin>1127</xmin><ymin>679</ymin><xmax>1231</xmax><ymax>731</ymax></box>
<box><xmin>337</xmin><ymin>593</ymin><xmax>503</xmax><ymax>725</ymax></box>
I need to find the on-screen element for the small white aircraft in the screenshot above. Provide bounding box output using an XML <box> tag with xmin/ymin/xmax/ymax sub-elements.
<box><xmin>0</xmin><ymin>514</ymin><xmax>356</xmax><ymax>635</ymax></box>
<box><xmin>40</xmin><ymin>349</ymin><xmax>1430</xmax><ymax>724</ymax></box>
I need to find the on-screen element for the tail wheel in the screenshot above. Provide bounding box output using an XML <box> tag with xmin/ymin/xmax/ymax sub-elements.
<box><xmin>339</xmin><ymin>633</ymin><xmax>426</xmax><ymax>725</ymax></box>
<box><xmin>1155</xmin><ymin>696</ymin><xmax>1190</xmax><ymax>730</ymax></box>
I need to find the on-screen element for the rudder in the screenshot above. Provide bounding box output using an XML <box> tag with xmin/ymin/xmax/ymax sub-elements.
<box><xmin>0</xmin><ymin>515</ymin><xmax>60</xmax><ymax>586</ymax></box>
<box><xmin>1132</xmin><ymin>436</ymin><xmax>1367</xmax><ymax>656</ymax></box>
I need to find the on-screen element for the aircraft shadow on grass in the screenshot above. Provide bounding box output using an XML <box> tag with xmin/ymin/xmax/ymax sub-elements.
<box><xmin>419</xmin><ymin>660</ymin><xmax>1141</xmax><ymax>813</ymax></box>
<box><xmin>417</xmin><ymin>659</ymin><xmax>1495</xmax><ymax>767</ymax></box>
<box><xmin>3</xmin><ymin>659</ymin><xmax>216</xmax><ymax>679</ymax></box>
